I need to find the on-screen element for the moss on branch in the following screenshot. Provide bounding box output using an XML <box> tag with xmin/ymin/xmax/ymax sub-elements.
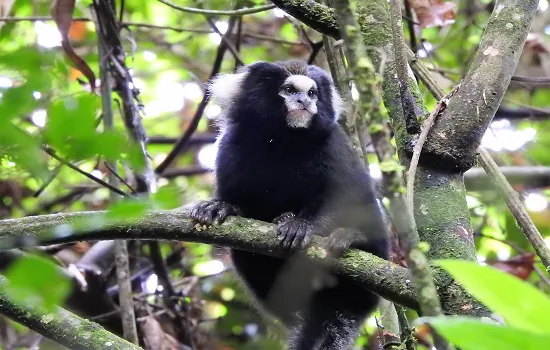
<box><xmin>0</xmin><ymin>277</ymin><xmax>141</xmax><ymax>350</ymax></box>
<box><xmin>270</xmin><ymin>0</ymin><xmax>340</xmax><ymax>38</ymax></box>
<box><xmin>0</xmin><ymin>208</ymin><xmax>486</xmax><ymax>315</ymax></box>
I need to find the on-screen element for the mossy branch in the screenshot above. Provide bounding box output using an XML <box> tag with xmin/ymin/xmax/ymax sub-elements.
<box><xmin>0</xmin><ymin>277</ymin><xmax>142</xmax><ymax>350</ymax></box>
<box><xmin>0</xmin><ymin>208</ymin><xmax>492</xmax><ymax>317</ymax></box>
<box><xmin>421</xmin><ymin>0</ymin><xmax>539</xmax><ymax>171</ymax></box>
<box><xmin>0</xmin><ymin>209</ymin><xmax>417</xmax><ymax>309</ymax></box>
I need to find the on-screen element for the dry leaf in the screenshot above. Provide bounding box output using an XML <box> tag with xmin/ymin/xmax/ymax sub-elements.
<box><xmin>409</xmin><ymin>0</ymin><xmax>456</xmax><ymax>28</ymax></box>
<box><xmin>141</xmin><ymin>316</ymin><xmax>180</xmax><ymax>350</ymax></box>
<box><xmin>488</xmin><ymin>253</ymin><xmax>536</xmax><ymax>280</ymax></box>
<box><xmin>50</xmin><ymin>0</ymin><xmax>96</xmax><ymax>92</ymax></box>
<box><xmin>0</xmin><ymin>0</ymin><xmax>15</xmax><ymax>17</ymax></box>
<box><xmin>0</xmin><ymin>0</ymin><xmax>15</xmax><ymax>30</ymax></box>
<box><xmin>68</xmin><ymin>21</ymin><xmax>88</xmax><ymax>41</ymax></box>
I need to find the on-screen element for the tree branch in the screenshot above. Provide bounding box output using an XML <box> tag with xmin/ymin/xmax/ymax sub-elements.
<box><xmin>0</xmin><ymin>209</ymin><xmax>444</xmax><ymax>313</ymax></box>
<box><xmin>270</xmin><ymin>0</ymin><xmax>340</xmax><ymax>38</ymax></box>
<box><xmin>158</xmin><ymin>0</ymin><xmax>275</xmax><ymax>16</ymax></box>
<box><xmin>420</xmin><ymin>0</ymin><xmax>539</xmax><ymax>172</ymax></box>
<box><xmin>0</xmin><ymin>277</ymin><xmax>142</xmax><ymax>350</ymax></box>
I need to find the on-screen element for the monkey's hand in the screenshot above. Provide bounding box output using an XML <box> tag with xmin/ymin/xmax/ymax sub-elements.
<box><xmin>190</xmin><ymin>200</ymin><xmax>242</xmax><ymax>225</ymax></box>
<box><xmin>275</xmin><ymin>214</ymin><xmax>313</xmax><ymax>250</ymax></box>
<box><xmin>324</xmin><ymin>228</ymin><xmax>364</xmax><ymax>258</ymax></box>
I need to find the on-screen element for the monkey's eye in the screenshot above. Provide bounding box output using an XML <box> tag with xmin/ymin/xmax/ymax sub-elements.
<box><xmin>307</xmin><ymin>89</ymin><xmax>317</xmax><ymax>98</ymax></box>
<box><xmin>283</xmin><ymin>86</ymin><xmax>296</xmax><ymax>94</ymax></box>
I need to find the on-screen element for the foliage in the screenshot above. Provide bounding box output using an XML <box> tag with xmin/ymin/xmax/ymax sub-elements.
<box><xmin>0</xmin><ymin>0</ymin><xmax>549</xmax><ymax>349</ymax></box>
<box><xmin>417</xmin><ymin>260</ymin><xmax>550</xmax><ymax>349</ymax></box>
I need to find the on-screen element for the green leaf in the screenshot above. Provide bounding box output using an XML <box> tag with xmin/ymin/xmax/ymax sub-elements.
<box><xmin>43</xmin><ymin>94</ymin><xmax>101</xmax><ymax>160</ymax></box>
<box><xmin>3</xmin><ymin>255</ymin><xmax>71</xmax><ymax>312</ymax></box>
<box><xmin>151</xmin><ymin>184</ymin><xmax>182</xmax><ymax>209</ymax></box>
<box><xmin>0</xmin><ymin>123</ymin><xmax>47</xmax><ymax>180</ymax></box>
<box><xmin>106</xmin><ymin>197</ymin><xmax>149</xmax><ymax>222</ymax></box>
<box><xmin>421</xmin><ymin>316</ymin><xmax>550</xmax><ymax>350</ymax></box>
<box><xmin>435</xmin><ymin>259</ymin><xmax>550</xmax><ymax>334</ymax></box>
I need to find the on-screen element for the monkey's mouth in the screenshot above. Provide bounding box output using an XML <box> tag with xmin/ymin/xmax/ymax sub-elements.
<box><xmin>286</xmin><ymin>109</ymin><xmax>314</xmax><ymax>128</ymax></box>
<box><xmin>288</xmin><ymin>108</ymin><xmax>313</xmax><ymax>118</ymax></box>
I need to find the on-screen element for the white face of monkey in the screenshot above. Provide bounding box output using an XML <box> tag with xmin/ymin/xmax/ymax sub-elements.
<box><xmin>278</xmin><ymin>75</ymin><xmax>319</xmax><ymax>128</ymax></box>
<box><xmin>208</xmin><ymin>63</ymin><xmax>343</xmax><ymax>130</ymax></box>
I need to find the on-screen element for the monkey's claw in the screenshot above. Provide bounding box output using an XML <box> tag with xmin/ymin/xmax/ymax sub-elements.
<box><xmin>190</xmin><ymin>200</ymin><xmax>242</xmax><ymax>225</ymax></box>
<box><xmin>276</xmin><ymin>217</ymin><xmax>313</xmax><ymax>250</ymax></box>
<box><xmin>272</xmin><ymin>212</ymin><xmax>296</xmax><ymax>225</ymax></box>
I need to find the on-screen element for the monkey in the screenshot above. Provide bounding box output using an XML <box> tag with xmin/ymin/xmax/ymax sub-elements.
<box><xmin>190</xmin><ymin>60</ymin><xmax>390</xmax><ymax>350</ymax></box>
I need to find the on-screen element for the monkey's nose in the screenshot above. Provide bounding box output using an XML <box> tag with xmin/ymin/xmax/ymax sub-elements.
<box><xmin>297</xmin><ymin>98</ymin><xmax>311</xmax><ymax>108</ymax></box>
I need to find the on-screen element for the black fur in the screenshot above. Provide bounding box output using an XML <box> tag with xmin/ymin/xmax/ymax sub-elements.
<box><xmin>191</xmin><ymin>60</ymin><xmax>390</xmax><ymax>349</ymax></box>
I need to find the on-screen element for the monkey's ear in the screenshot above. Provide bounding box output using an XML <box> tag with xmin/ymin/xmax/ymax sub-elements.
<box><xmin>330</xmin><ymin>85</ymin><xmax>344</xmax><ymax>120</ymax></box>
<box><xmin>207</xmin><ymin>72</ymin><xmax>247</xmax><ymax>107</ymax></box>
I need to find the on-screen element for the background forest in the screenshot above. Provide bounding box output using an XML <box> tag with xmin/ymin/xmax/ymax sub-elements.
<box><xmin>0</xmin><ymin>0</ymin><xmax>550</xmax><ymax>349</ymax></box>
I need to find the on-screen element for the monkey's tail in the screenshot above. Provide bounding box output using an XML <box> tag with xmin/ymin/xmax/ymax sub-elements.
<box><xmin>288</xmin><ymin>282</ymin><xmax>379</xmax><ymax>350</ymax></box>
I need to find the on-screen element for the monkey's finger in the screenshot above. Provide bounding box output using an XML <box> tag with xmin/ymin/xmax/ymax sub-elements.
<box><xmin>190</xmin><ymin>202</ymin><xmax>212</xmax><ymax>224</ymax></box>
<box><xmin>278</xmin><ymin>224</ymin><xmax>295</xmax><ymax>248</ymax></box>
<box><xmin>215</xmin><ymin>205</ymin><xmax>233</xmax><ymax>225</ymax></box>
<box><xmin>290</xmin><ymin>226</ymin><xmax>305</xmax><ymax>250</ymax></box>
<box><xmin>299</xmin><ymin>229</ymin><xmax>312</xmax><ymax>249</ymax></box>
<box><xmin>199</xmin><ymin>202</ymin><xmax>221</xmax><ymax>225</ymax></box>
<box><xmin>276</xmin><ymin>223</ymin><xmax>289</xmax><ymax>240</ymax></box>
<box><xmin>287</xmin><ymin>224</ymin><xmax>305</xmax><ymax>249</ymax></box>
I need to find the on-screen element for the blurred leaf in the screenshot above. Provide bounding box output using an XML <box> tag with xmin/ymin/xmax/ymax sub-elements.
<box><xmin>0</xmin><ymin>123</ymin><xmax>47</xmax><ymax>180</ymax></box>
<box><xmin>421</xmin><ymin>316</ymin><xmax>550</xmax><ymax>350</ymax></box>
<box><xmin>43</xmin><ymin>93</ymin><xmax>131</xmax><ymax>162</ymax></box>
<box><xmin>106</xmin><ymin>197</ymin><xmax>149</xmax><ymax>222</ymax></box>
<box><xmin>3</xmin><ymin>254</ymin><xmax>71</xmax><ymax>312</ymax></box>
<box><xmin>151</xmin><ymin>183</ymin><xmax>181</xmax><ymax>209</ymax></box>
<box><xmin>0</xmin><ymin>79</ymin><xmax>49</xmax><ymax>122</ymax></box>
<box><xmin>435</xmin><ymin>260</ymin><xmax>550</xmax><ymax>334</ymax></box>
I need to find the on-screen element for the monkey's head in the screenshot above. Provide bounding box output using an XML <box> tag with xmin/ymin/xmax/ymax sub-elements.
<box><xmin>208</xmin><ymin>60</ymin><xmax>342</xmax><ymax>130</ymax></box>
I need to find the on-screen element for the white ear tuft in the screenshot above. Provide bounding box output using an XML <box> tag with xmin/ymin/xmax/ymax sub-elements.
<box><xmin>207</xmin><ymin>72</ymin><xmax>247</xmax><ymax>107</ymax></box>
<box><xmin>330</xmin><ymin>85</ymin><xmax>344</xmax><ymax>120</ymax></box>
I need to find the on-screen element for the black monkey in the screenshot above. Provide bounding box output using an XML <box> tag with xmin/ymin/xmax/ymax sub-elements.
<box><xmin>191</xmin><ymin>60</ymin><xmax>390</xmax><ymax>350</ymax></box>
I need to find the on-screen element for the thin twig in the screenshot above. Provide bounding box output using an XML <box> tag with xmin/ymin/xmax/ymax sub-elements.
<box><xmin>104</xmin><ymin>162</ymin><xmax>137</xmax><ymax>194</ymax></box>
<box><xmin>307</xmin><ymin>41</ymin><xmax>324</xmax><ymax>64</ymax></box>
<box><xmin>205</xmin><ymin>16</ymin><xmax>244</xmax><ymax>66</ymax></box>
<box><xmin>396</xmin><ymin>305</ymin><xmax>416</xmax><ymax>350</ymax></box>
<box><xmin>93</xmin><ymin>0</ymin><xmax>139</xmax><ymax>344</ymax></box>
<box><xmin>42</xmin><ymin>146</ymin><xmax>128</xmax><ymax>197</ymax></box>
<box><xmin>390</xmin><ymin>0</ymin><xmax>420</xmax><ymax>134</ymax></box>
<box><xmin>478</xmin><ymin>146</ymin><xmax>550</xmax><ymax>273</ymax></box>
<box><xmin>511</xmin><ymin>75</ymin><xmax>550</xmax><ymax>85</ymax></box>
<box><xmin>155</xmin><ymin>17</ymin><xmax>235</xmax><ymax>174</ymax></box>
<box><xmin>157</xmin><ymin>0</ymin><xmax>275</xmax><ymax>16</ymax></box>
<box><xmin>404</xmin><ymin>0</ymin><xmax>418</xmax><ymax>53</ymax></box>
<box><xmin>33</xmin><ymin>164</ymin><xmax>62</xmax><ymax>197</ymax></box>
<box><xmin>407</xmin><ymin>85</ymin><xmax>459</xmax><ymax>211</ymax></box>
